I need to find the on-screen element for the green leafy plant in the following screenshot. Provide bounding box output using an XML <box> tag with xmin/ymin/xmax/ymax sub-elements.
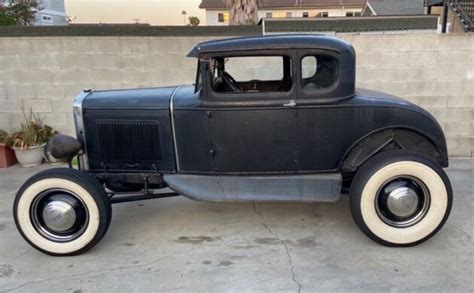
<box><xmin>0</xmin><ymin>7</ymin><xmax>16</xmax><ymax>26</ymax></box>
<box><xmin>0</xmin><ymin>129</ymin><xmax>13</xmax><ymax>147</ymax></box>
<box><xmin>0</xmin><ymin>0</ymin><xmax>41</xmax><ymax>26</ymax></box>
<box><xmin>11</xmin><ymin>110</ymin><xmax>57</xmax><ymax>149</ymax></box>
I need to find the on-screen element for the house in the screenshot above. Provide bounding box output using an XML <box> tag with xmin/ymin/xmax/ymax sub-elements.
<box><xmin>199</xmin><ymin>0</ymin><xmax>366</xmax><ymax>25</ymax></box>
<box><xmin>0</xmin><ymin>0</ymin><xmax>67</xmax><ymax>25</ymax></box>
<box><xmin>361</xmin><ymin>0</ymin><xmax>425</xmax><ymax>16</ymax></box>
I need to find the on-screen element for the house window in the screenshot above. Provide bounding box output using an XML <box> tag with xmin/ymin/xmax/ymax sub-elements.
<box><xmin>322</xmin><ymin>12</ymin><xmax>329</xmax><ymax>17</ymax></box>
<box><xmin>302</xmin><ymin>12</ymin><xmax>309</xmax><ymax>18</ymax></box>
<box><xmin>42</xmin><ymin>15</ymin><xmax>53</xmax><ymax>23</ymax></box>
<box><xmin>218</xmin><ymin>12</ymin><xmax>229</xmax><ymax>23</ymax></box>
<box><xmin>346</xmin><ymin>11</ymin><xmax>354</xmax><ymax>17</ymax></box>
<box><xmin>266</xmin><ymin>12</ymin><xmax>273</xmax><ymax>18</ymax></box>
<box><xmin>286</xmin><ymin>12</ymin><xmax>292</xmax><ymax>18</ymax></box>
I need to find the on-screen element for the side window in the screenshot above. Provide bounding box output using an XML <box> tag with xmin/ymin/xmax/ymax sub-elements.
<box><xmin>194</xmin><ymin>61</ymin><xmax>202</xmax><ymax>93</ymax></box>
<box><xmin>212</xmin><ymin>56</ymin><xmax>292</xmax><ymax>94</ymax></box>
<box><xmin>301</xmin><ymin>55</ymin><xmax>338</xmax><ymax>90</ymax></box>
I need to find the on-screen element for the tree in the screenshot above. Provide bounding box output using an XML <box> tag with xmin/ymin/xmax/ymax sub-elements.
<box><xmin>226</xmin><ymin>0</ymin><xmax>258</xmax><ymax>25</ymax></box>
<box><xmin>181</xmin><ymin>10</ymin><xmax>187</xmax><ymax>25</ymax></box>
<box><xmin>0</xmin><ymin>7</ymin><xmax>17</xmax><ymax>26</ymax></box>
<box><xmin>1</xmin><ymin>0</ymin><xmax>41</xmax><ymax>26</ymax></box>
<box><xmin>188</xmin><ymin>16</ymin><xmax>200</xmax><ymax>26</ymax></box>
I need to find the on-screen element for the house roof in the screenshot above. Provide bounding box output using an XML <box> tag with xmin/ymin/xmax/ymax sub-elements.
<box><xmin>365</xmin><ymin>0</ymin><xmax>425</xmax><ymax>16</ymax></box>
<box><xmin>186</xmin><ymin>34</ymin><xmax>354</xmax><ymax>58</ymax></box>
<box><xmin>199</xmin><ymin>0</ymin><xmax>367</xmax><ymax>10</ymax></box>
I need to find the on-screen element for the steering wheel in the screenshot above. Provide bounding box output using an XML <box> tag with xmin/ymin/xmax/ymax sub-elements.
<box><xmin>221</xmin><ymin>71</ymin><xmax>243</xmax><ymax>92</ymax></box>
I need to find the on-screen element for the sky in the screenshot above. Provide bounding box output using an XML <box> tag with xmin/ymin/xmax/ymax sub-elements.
<box><xmin>65</xmin><ymin>0</ymin><xmax>207</xmax><ymax>25</ymax></box>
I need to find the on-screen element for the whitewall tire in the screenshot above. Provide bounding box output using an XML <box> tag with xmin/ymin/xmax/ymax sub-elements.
<box><xmin>350</xmin><ymin>151</ymin><xmax>452</xmax><ymax>246</ymax></box>
<box><xmin>14</xmin><ymin>168</ymin><xmax>111</xmax><ymax>256</ymax></box>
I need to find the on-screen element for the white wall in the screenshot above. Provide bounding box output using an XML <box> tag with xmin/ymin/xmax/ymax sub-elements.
<box><xmin>0</xmin><ymin>34</ymin><xmax>472</xmax><ymax>157</ymax></box>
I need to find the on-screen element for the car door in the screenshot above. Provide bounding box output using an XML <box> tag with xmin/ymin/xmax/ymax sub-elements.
<box><xmin>205</xmin><ymin>53</ymin><xmax>299</xmax><ymax>174</ymax></box>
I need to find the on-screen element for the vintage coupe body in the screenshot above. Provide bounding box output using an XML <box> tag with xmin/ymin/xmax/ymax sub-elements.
<box><xmin>14</xmin><ymin>35</ymin><xmax>452</xmax><ymax>255</ymax></box>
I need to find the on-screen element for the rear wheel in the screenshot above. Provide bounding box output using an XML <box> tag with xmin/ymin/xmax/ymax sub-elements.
<box><xmin>14</xmin><ymin>168</ymin><xmax>111</xmax><ymax>256</ymax></box>
<box><xmin>350</xmin><ymin>151</ymin><xmax>452</xmax><ymax>246</ymax></box>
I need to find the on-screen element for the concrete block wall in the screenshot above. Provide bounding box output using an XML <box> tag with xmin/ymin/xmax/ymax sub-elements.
<box><xmin>0</xmin><ymin>34</ymin><xmax>472</xmax><ymax>157</ymax></box>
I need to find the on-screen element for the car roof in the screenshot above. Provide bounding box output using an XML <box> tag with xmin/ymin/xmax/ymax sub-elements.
<box><xmin>186</xmin><ymin>34</ymin><xmax>354</xmax><ymax>58</ymax></box>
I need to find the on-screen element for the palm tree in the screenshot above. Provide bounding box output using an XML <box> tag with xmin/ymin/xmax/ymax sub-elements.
<box><xmin>226</xmin><ymin>0</ymin><xmax>258</xmax><ymax>25</ymax></box>
<box><xmin>181</xmin><ymin>10</ymin><xmax>187</xmax><ymax>25</ymax></box>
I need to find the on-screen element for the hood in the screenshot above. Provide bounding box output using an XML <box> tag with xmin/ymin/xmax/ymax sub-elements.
<box><xmin>82</xmin><ymin>86</ymin><xmax>177</xmax><ymax>110</ymax></box>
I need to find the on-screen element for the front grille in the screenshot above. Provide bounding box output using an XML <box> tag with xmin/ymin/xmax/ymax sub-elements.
<box><xmin>97</xmin><ymin>120</ymin><xmax>162</xmax><ymax>163</ymax></box>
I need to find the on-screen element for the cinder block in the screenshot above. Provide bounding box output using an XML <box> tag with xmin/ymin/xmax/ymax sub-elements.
<box><xmin>61</xmin><ymin>37</ymin><xmax>91</xmax><ymax>54</ymax></box>
<box><xmin>50</xmin><ymin>69</ymin><xmax>92</xmax><ymax>85</ymax></box>
<box><xmin>42</xmin><ymin>113</ymin><xmax>69</xmax><ymax>127</ymax></box>
<box><xmin>0</xmin><ymin>55</ymin><xmax>17</xmax><ymax>69</ymax></box>
<box><xmin>0</xmin><ymin>38</ymin><xmax>32</xmax><ymax>55</ymax></box>
<box><xmin>120</xmin><ymin>38</ymin><xmax>150</xmax><ymax>54</ymax></box>
<box><xmin>40</xmin><ymin>38</ymin><xmax>64</xmax><ymax>55</ymax></box>
<box><xmin>0</xmin><ymin>113</ymin><xmax>10</xmax><ymax>129</ymax></box>
<box><xmin>437</xmin><ymin>35</ymin><xmax>474</xmax><ymax>51</ymax></box>
<box><xmin>22</xmin><ymin>99</ymin><xmax>52</xmax><ymax>113</ymax></box>
<box><xmin>121</xmin><ymin>55</ymin><xmax>152</xmax><ymax>70</ymax></box>
<box><xmin>163</xmin><ymin>37</ymin><xmax>190</xmax><ymax>55</ymax></box>
<box><xmin>148</xmin><ymin>38</ymin><xmax>166</xmax><ymax>54</ymax></box>
<box><xmin>35</xmin><ymin>85</ymin><xmax>64</xmax><ymax>99</ymax></box>
<box><xmin>391</xmin><ymin>67</ymin><xmax>422</xmax><ymax>82</ymax></box>
<box><xmin>457</xmin><ymin>136</ymin><xmax>474</xmax><ymax>150</ymax></box>
<box><xmin>88</xmin><ymin>38</ymin><xmax>122</xmax><ymax>54</ymax></box>
<box><xmin>6</xmin><ymin>85</ymin><xmax>36</xmax><ymax>99</ymax></box>
<box><xmin>0</xmin><ymin>70</ymin><xmax>21</xmax><ymax>85</ymax></box>
<box><xmin>405</xmin><ymin>52</ymin><xmax>436</xmax><ymax>66</ymax></box>
<box><xmin>437</xmin><ymin>51</ymin><xmax>473</xmax><ymax>66</ymax></box>
<box><xmin>53</xmin><ymin>126</ymin><xmax>75</xmax><ymax>136</ymax></box>
<box><xmin>378</xmin><ymin>52</ymin><xmax>408</xmax><ymax>67</ymax></box>
<box><xmin>445</xmin><ymin>122</ymin><xmax>472</xmax><ymax>136</ymax></box>
<box><xmin>63</xmin><ymin>85</ymin><xmax>87</xmax><ymax>98</ymax></box>
<box><xmin>431</xmin><ymin>108</ymin><xmax>469</xmax><ymax>122</ymax></box>
<box><xmin>52</xmin><ymin>100</ymin><xmax>74</xmax><ymax>113</ymax></box>
<box><xmin>422</xmin><ymin>66</ymin><xmax>468</xmax><ymax>81</ymax></box>
<box><xmin>463</xmin><ymin>79</ymin><xmax>473</xmax><ymax>94</ymax></box>
<box><xmin>88</xmin><ymin>54</ymin><xmax>122</xmax><ymax>69</ymax></box>
<box><xmin>0</xmin><ymin>99</ymin><xmax>21</xmax><ymax>113</ymax></box>
<box><xmin>357</xmin><ymin>53</ymin><xmax>382</xmax><ymax>67</ymax></box>
<box><xmin>418</xmin><ymin>96</ymin><xmax>448</xmax><ymax>109</ymax></box>
<box><xmin>364</xmin><ymin>67</ymin><xmax>393</xmax><ymax>82</ymax></box>
<box><xmin>447</xmin><ymin>95</ymin><xmax>474</xmax><ymax>108</ymax></box>
<box><xmin>448</xmin><ymin>148</ymin><xmax>471</xmax><ymax>157</ymax></box>
<box><xmin>58</xmin><ymin>54</ymin><xmax>91</xmax><ymax>69</ymax></box>
<box><xmin>19</xmin><ymin>70</ymin><xmax>52</xmax><ymax>85</ymax></box>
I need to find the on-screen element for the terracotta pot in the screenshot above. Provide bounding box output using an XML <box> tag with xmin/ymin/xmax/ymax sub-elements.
<box><xmin>0</xmin><ymin>144</ymin><xmax>17</xmax><ymax>168</ymax></box>
<box><xmin>12</xmin><ymin>144</ymin><xmax>46</xmax><ymax>168</ymax></box>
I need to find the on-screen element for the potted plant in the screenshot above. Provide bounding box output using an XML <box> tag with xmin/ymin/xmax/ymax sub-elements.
<box><xmin>11</xmin><ymin>110</ymin><xmax>57</xmax><ymax>168</ymax></box>
<box><xmin>0</xmin><ymin>129</ymin><xmax>17</xmax><ymax>168</ymax></box>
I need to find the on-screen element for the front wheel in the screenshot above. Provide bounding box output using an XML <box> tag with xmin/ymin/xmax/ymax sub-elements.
<box><xmin>14</xmin><ymin>168</ymin><xmax>112</xmax><ymax>256</ymax></box>
<box><xmin>350</xmin><ymin>151</ymin><xmax>452</xmax><ymax>246</ymax></box>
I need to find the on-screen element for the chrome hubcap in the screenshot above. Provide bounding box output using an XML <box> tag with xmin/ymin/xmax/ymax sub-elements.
<box><xmin>31</xmin><ymin>189</ymin><xmax>89</xmax><ymax>242</ymax></box>
<box><xmin>386</xmin><ymin>187</ymin><xmax>419</xmax><ymax>218</ymax></box>
<box><xmin>375</xmin><ymin>176</ymin><xmax>430</xmax><ymax>228</ymax></box>
<box><xmin>42</xmin><ymin>201</ymin><xmax>77</xmax><ymax>232</ymax></box>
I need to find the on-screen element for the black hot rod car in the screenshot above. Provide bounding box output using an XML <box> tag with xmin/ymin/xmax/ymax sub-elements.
<box><xmin>14</xmin><ymin>35</ymin><xmax>452</xmax><ymax>255</ymax></box>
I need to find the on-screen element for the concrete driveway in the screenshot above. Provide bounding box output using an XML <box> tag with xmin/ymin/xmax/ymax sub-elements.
<box><xmin>0</xmin><ymin>160</ymin><xmax>472</xmax><ymax>292</ymax></box>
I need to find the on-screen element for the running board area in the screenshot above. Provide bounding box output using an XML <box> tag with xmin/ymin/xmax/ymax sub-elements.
<box><xmin>163</xmin><ymin>173</ymin><xmax>342</xmax><ymax>202</ymax></box>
